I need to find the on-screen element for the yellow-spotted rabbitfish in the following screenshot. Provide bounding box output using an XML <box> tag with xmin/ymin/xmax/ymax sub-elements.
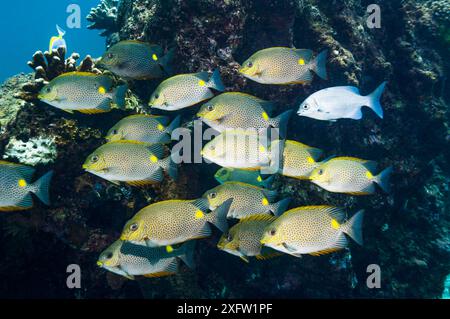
<box><xmin>106</xmin><ymin>115</ymin><xmax>181</xmax><ymax>144</ymax></box>
<box><xmin>197</xmin><ymin>92</ymin><xmax>293</xmax><ymax>138</ymax></box>
<box><xmin>309</xmin><ymin>157</ymin><xmax>393</xmax><ymax>195</ymax></box>
<box><xmin>97</xmin><ymin>240</ymin><xmax>195</xmax><ymax>280</ymax></box>
<box><xmin>261</xmin><ymin>206</ymin><xmax>364</xmax><ymax>257</ymax></box>
<box><xmin>215</xmin><ymin>168</ymin><xmax>275</xmax><ymax>189</ymax></box>
<box><xmin>99</xmin><ymin>40</ymin><xmax>173</xmax><ymax>80</ymax></box>
<box><xmin>218</xmin><ymin>214</ymin><xmax>281</xmax><ymax>262</ymax></box>
<box><xmin>270</xmin><ymin>140</ymin><xmax>326</xmax><ymax>180</ymax></box>
<box><xmin>149</xmin><ymin>69</ymin><xmax>225</xmax><ymax>111</ymax></box>
<box><xmin>203</xmin><ymin>182</ymin><xmax>290</xmax><ymax>219</ymax></box>
<box><xmin>38</xmin><ymin>72</ymin><xmax>127</xmax><ymax>114</ymax></box>
<box><xmin>82</xmin><ymin>141</ymin><xmax>177</xmax><ymax>186</ymax></box>
<box><xmin>120</xmin><ymin>198</ymin><xmax>233</xmax><ymax>247</ymax></box>
<box><xmin>239</xmin><ymin>47</ymin><xmax>327</xmax><ymax>85</ymax></box>
<box><xmin>298</xmin><ymin>82</ymin><xmax>387</xmax><ymax>121</ymax></box>
<box><xmin>0</xmin><ymin>161</ymin><xmax>53</xmax><ymax>211</ymax></box>
<box><xmin>202</xmin><ymin>129</ymin><xmax>271</xmax><ymax>170</ymax></box>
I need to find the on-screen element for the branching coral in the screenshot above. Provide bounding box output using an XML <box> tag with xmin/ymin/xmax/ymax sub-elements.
<box><xmin>18</xmin><ymin>47</ymin><xmax>101</xmax><ymax>102</ymax></box>
<box><xmin>87</xmin><ymin>0</ymin><xmax>120</xmax><ymax>36</ymax></box>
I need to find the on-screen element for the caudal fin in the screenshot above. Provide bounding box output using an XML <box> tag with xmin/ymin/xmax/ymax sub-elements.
<box><xmin>261</xmin><ymin>174</ymin><xmax>276</xmax><ymax>189</ymax></box>
<box><xmin>178</xmin><ymin>240</ymin><xmax>196</xmax><ymax>269</ymax></box>
<box><xmin>207</xmin><ymin>69</ymin><xmax>225</xmax><ymax>92</ymax></box>
<box><xmin>159</xmin><ymin>48</ymin><xmax>175</xmax><ymax>76</ymax></box>
<box><xmin>206</xmin><ymin>198</ymin><xmax>232</xmax><ymax>233</ymax></box>
<box><xmin>365</xmin><ymin>81</ymin><xmax>387</xmax><ymax>119</ymax></box>
<box><xmin>311</xmin><ymin>50</ymin><xmax>328</xmax><ymax>80</ymax></box>
<box><xmin>112</xmin><ymin>84</ymin><xmax>128</xmax><ymax>109</ymax></box>
<box><xmin>31</xmin><ymin>171</ymin><xmax>54</xmax><ymax>206</ymax></box>
<box><xmin>268</xmin><ymin>109</ymin><xmax>293</xmax><ymax>139</ymax></box>
<box><xmin>269</xmin><ymin>197</ymin><xmax>291</xmax><ymax>216</ymax></box>
<box><xmin>341</xmin><ymin>210</ymin><xmax>364</xmax><ymax>245</ymax></box>
<box><xmin>165</xmin><ymin>115</ymin><xmax>181</xmax><ymax>136</ymax></box>
<box><xmin>374</xmin><ymin>166</ymin><xmax>393</xmax><ymax>193</ymax></box>
<box><xmin>160</xmin><ymin>156</ymin><xmax>178</xmax><ymax>181</ymax></box>
<box><xmin>56</xmin><ymin>24</ymin><xmax>66</xmax><ymax>37</ymax></box>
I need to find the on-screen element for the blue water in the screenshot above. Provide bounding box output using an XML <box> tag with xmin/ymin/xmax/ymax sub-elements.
<box><xmin>0</xmin><ymin>0</ymin><xmax>105</xmax><ymax>82</ymax></box>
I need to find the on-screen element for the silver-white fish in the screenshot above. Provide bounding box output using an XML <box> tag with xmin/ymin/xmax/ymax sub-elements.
<box><xmin>297</xmin><ymin>82</ymin><xmax>387</xmax><ymax>121</ymax></box>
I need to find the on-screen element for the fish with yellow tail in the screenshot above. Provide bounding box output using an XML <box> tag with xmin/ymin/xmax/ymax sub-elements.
<box><xmin>309</xmin><ymin>157</ymin><xmax>393</xmax><ymax>195</ymax></box>
<box><xmin>197</xmin><ymin>92</ymin><xmax>292</xmax><ymax>138</ymax></box>
<box><xmin>0</xmin><ymin>161</ymin><xmax>53</xmax><ymax>212</ymax></box>
<box><xmin>49</xmin><ymin>25</ymin><xmax>67</xmax><ymax>52</ymax></box>
<box><xmin>260</xmin><ymin>206</ymin><xmax>364</xmax><ymax>257</ymax></box>
<box><xmin>120</xmin><ymin>198</ymin><xmax>233</xmax><ymax>247</ymax></box>
<box><xmin>239</xmin><ymin>47</ymin><xmax>327</xmax><ymax>85</ymax></box>
<box><xmin>38</xmin><ymin>72</ymin><xmax>128</xmax><ymax>114</ymax></box>
<box><xmin>98</xmin><ymin>41</ymin><xmax>173</xmax><ymax>80</ymax></box>
<box><xmin>97</xmin><ymin>240</ymin><xmax>195</xmax><ymax>280</ymax></box>
<box><xmin>82</xmin><ymin>141</ymin><xmax>178</xmax><ymax>186</ymax></box>
<box><xmin>149</xmin><ymin>69</ymin><xmax>225</xmax><ymax>111</ymax></box>
<box><xmin>217</xmin><ymin>214</ymin><xmax>282</xmax><ymax>262</ymax></box>
<box><xmin>203</xmin><ymin>182</ymin><xmax>290</xmax><ymax>219</ymax></box>
<box><xmin>214</xmin><ymin>168</ymin><xmax>275</xmax><ymax>189</ymax></box>
<box><xmin>106</xmin><ymin>115</ymin><xmax>181</xmax><ymax>144</ymax></box>
<box><xmin>269</xmin><ymin>140</ymin><xmax>326</xmax><ymax>180</ymax></box>
<box><xmin>201</xmin><ymin>129</ymin><xmax>272</xmax><ymax>170</ymax></box>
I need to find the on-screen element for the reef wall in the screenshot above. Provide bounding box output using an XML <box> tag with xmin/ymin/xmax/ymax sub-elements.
<box><xmin>0</xmin><ymin>0</ymin><xmax>448</xmax><ymax>298</ymax></box>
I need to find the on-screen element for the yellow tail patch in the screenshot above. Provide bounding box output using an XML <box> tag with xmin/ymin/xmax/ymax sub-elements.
<box><xmin>366</xmin><ymin>171</ymin><xmax>374</xmax><ymax>179</ymax></box>
<box><xmin>298</xmin><ymin>58</ymin><xmax>305</xmax><ymax>65</ymax></box>
<box><xmin>257</xmin><ymin>176</ymin><xmax>263</xmax><ymax>182</ymax></box>
<box><xmin>18</xmin><ymin>179</ymin><xmax>27</xmax><ymax>188</ymax></box>
<box><xmin>150</xmin><ymin>155</ymin><xmax>159</xmax><ymax>163</ymax></box>
<box><xmin>195</xmin><ymin>210</ymin><xmax>205</xmax><ymax>219</ymax></box>
<box><xmin>262</xmin><ymin>112</ymin><xmax>269</xmax><ymax>121</ymax></box>
<box><xmin>166</xmin><ymin>245</ymin><xmax>174</xmax><ymax>253</ymax></box>
<box><xmin>157</xmin><ymin>124</ymin><xmax>165</xmax><ymax>132</ymax></box>
<box><xmin>261</xmin><ymin>198</ymin><xmax>269</xmax><ymax>206</ymax></box>
<box><xmin>98</xmin><ymin>86</ymin><xmax>107</xmax><ymax>95</ymax></box>
<box><xmin>198</xmin><ymin>80</ymin><xmax>206</xmax><ymax>87</ymax></box>
<box><xmin>259</xmin><ymin>145</ymin><xmax>266</xmax><ymax>153</ymax></box>
<box><xmin>331</xmin><ymin>219</ymin><xmax>340</xmax><ymax>230</ymax></box>
<box><xmin>307</xmin><ymin>156</ymin><xmax>315</xmax><ymax>164</ymax></box>
<box><xmin>152</xmin><ymin>54</ymin><xmax>158</xmax><ymax>61</ymax></box>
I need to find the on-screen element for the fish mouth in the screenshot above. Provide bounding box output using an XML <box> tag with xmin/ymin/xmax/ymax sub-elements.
<box><xmin>96</xmin><ymin>261</ymin><xmax>104</xmax><ymax>267</ymax></box>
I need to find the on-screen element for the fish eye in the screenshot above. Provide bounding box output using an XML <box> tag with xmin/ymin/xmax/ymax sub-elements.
<box><xmin>209</xmin><ymin>145</ymin><xmax>216</xmax><ymax>151</ymax></box>
<box><xmin>209</xmin><ymin>192</ymin><xmax>217</xmax><ymax>199</ymax></box>
<box><xmin>227</xmin><ymin>233</ymin><xmax>233</xmax><ymax>242</ymax></box>
<box><xmin>106</xmin><ymin>252</ymin><xmax>113</xmax><ymax>259</ymax></box>
<box><xmin>112</xmin><ymin>129</ymin><xmax>118</xmax><ymax>135</ymax></box>
<box><xmin>154</xmin><ymin>94</ymin><xmax>160</xmax><ymax>99</ymax></box>
<box><xmin>270</xmin><ymin>229</ymin><xmax>276</xmax><ymax>236</ymax></box>
<box><xmin>220</xmin><ymin>170</ymin><xmax>227</xmax><ymax>176</ymax></box>
<box><xmin>207</xmin><ymin>105</ymin><xmax>214</xmax><ymax>112</ymax></box>
<box><xmin>247</xmin><ymin>61</ymin><xmax>253</xmax><ymax>67</ymax></box>
<box><xmin>317</xmin><ymin>169</ymin><xmax>324</xmax><ymax>175</ymax></box>
<box><xmin>302</xmin><ymin>104</ymin><xmax>309</xmax><ymax>110</ymax></box>
<box><xmin>45</xmin><ymin>87</ymin><xmax>51</xmax><ymax>93</ymax></box>
<box><xmin>91</xmin><ymin>155</ymin><xmax>99</xmax><ymax>163</ymax></box>
<box><xmin>130</xmin><ymin>223</ymin><xmax>139</xmax><ymax>232</ymax></box>
<box><xmin>107</xmin><ymin>53</ymin><xmax>114</xmax><ymax>59</ymax></box>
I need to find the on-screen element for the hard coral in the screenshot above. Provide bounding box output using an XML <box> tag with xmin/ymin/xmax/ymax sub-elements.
<box><xmin>87</xmin><ymin>0</ymin><xmax>120</xmax><ymax>37</ymax></box>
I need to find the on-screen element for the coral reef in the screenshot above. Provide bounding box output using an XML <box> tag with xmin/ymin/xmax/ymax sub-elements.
<box><xmin>3</xmin><ymin>136</ymin><xmax>57</xmax><ymax>166</ymax></box>
<box><xmin>0</xmin><ymin>0</ymin><xmax>449</xmax><ymax>299</ymax></box>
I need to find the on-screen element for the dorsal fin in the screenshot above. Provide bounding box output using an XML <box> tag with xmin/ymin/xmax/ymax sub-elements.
<box><xmin>282</xmin><ymin>205</ymin><xmax>336</xmax><ymax>216</ymax></box>
<box><xmin>239</xmin><ymin>214</ymin><xmax>277</xmax><ymax>223</ymax></box>
<box><xmin>57</xmin><ymin>71</ymin><xmax>100</xmax><ymax>78</ymax></box>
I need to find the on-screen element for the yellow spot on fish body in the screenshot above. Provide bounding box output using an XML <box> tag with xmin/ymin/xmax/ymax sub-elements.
<box><xmin>152</xmin><ymin>54</ymin><xmax>158</xmax><ymax>61</ymax></box>
<box><xmin>18</xmin><ymin>179</ymin><xmax>27</xmax><ymax>188</ymax></box>
<box><xmin>262</xmin><ymin>112</ymin><xmax>269</xmax><ymax>121</ymax></box>
<box><xmin>331</xmin><ymin>219</ymin><xmax>340</xmax><ymax>230</ymax></box>
<box><xmin>98</xmin><ymin>86</ymin><xmax>106</xmax><ymax>95</ymax></box>
<box><xmin>366</xmin><ymin>171</ymin><xmax>374</xmax><ymax>180</ymax></box>
<box><xmin>307</xmin><ymin>156</ymin><xmax>315</xmax><ymax>164</ymax></box>
<box><xmin>195</xmin><ymin>210</ymin><xmax>205</xmax><ymax>219</ymax></box>
<box><xmin>166</xmin><ymin>245</ymin><xmax>174</xmax><ymax>253</ymax></box>
<box><xmin>198</xmin><ymin>80</ymin><xmax>206</xmax><ymax>87</ymax></box>
<box><xmin>257</xmin><ymin>176</ymin><xmax>263</xmax><ymax>182</ymax></box>
<box><xmin>157</xmin><ymin>124</ymin><xmax>165</xmax><ymax>132</ymax></box>
<box><xmin>259</xmin><ymin>145</ymin><xmax>266</xmax><ymax>153</ymax></box>
<box><xmin>262</xmin><ymin>198</ymin><xmax>269</xmax><ymax>206</ymax></box>
<box><xmin>298</xmin><ymin>58</ymin><xmax>305</xmax><ymax>65</ymax></box>
<box><xmin>150</xmin><ymin>155</ymin><xmax>158</xmax><ymax>163</ymax></box>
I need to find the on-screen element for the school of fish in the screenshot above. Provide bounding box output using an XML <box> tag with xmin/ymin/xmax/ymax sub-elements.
<box><xmin>1</xmin><ymin>36</ymin><xmax>393</xmax><ymax>281</ymax></box>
